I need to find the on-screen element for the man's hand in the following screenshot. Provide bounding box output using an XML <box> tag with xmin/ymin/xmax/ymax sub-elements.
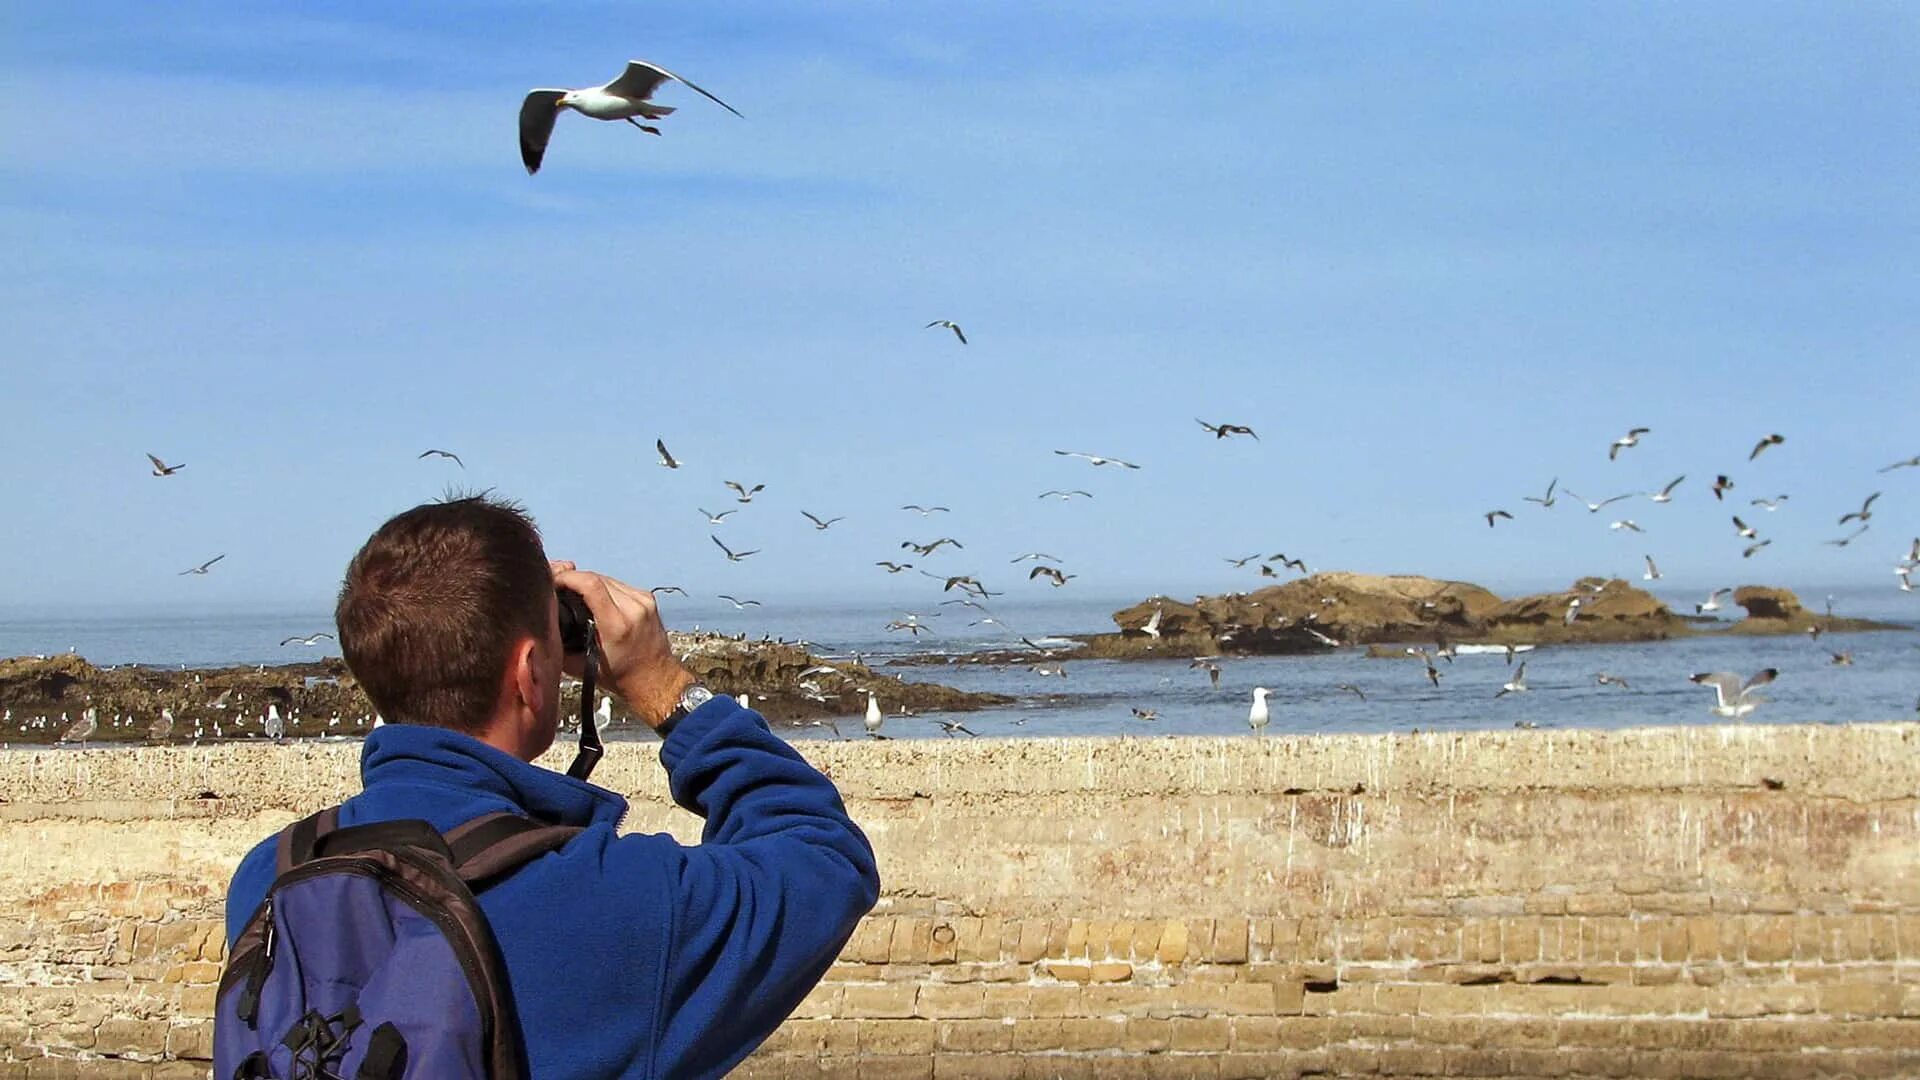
<box><xmin>551</xmin><ymin>561</ymin><xmax>696</xmax><ymax>730</ymax></box>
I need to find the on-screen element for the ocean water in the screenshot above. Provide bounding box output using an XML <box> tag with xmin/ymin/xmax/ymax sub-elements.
<box><xmin>2</xmin><ymin>588</ymin><xmax>1914</xmax><ymax>741</ymax></box>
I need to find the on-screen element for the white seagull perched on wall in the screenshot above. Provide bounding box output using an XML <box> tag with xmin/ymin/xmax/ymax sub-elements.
<box><xmin>1248</xmin><ymin>687</ymin><xmax>1272</xmax><ymax>734</ymax></box>
<box><xmin>520</xmin><ymin>60</ymin><xmax>743</xmax><ymax>175</ymax></box>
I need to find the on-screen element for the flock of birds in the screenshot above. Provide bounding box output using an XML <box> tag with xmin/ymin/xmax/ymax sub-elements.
<box><xmin>52</xmin><ymin>62</ymin><xmax>1912</xmax><ymax>743</ymax></box>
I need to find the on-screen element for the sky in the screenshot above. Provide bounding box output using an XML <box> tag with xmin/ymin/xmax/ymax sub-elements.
<box><xmin>3</xmin><ymin>3</ymin><xmax>1916</xmax><ymax>614</ymax></box>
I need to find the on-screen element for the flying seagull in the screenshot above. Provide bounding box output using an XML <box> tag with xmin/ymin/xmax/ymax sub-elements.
<box><xmin>1642</xmin><ymin>555</ymin><xmax>1661</xmax><ymax>581</ymax></box>
<box><xmin>801</xmin><ymin>511</ymin><xmax>844</xmax><ymax>530</ymax></box>
<box><xmin>1224</xmin><ymin>554</ymin><xmax>1264</xmax><ymax>568</ymax></box>
<box><xmin>1485</xmin><ymin>510</ymin><xmax>1513</xmax><ymax>528</ymax></box>
<box><xmin>1711</xmin><ymin>475</ymin><xmax>1735</xmax><ymax>501</ymax></box>
<box><xmin>724</xmin><ymin>481</ymin><xmax>765</xmax><ymax>504</ymax></box>
<box><xmin>1595</xmin><ymin>672</ymin><xmax>1631</xmax><ymax>689</ymax></box>
<box><xmin>716</xmin><ymin>595</ymin><xmax>761</xmax><ymax>610</ymax></box>
<box><xmin>902</xmin><ymin>538</ymin><xmax>963</xmax><ymax>556</ymax></box>
<box><xmin>1695</xmin><ymin>587</ymin><xmax>1732</xmax><ymax>614</ymax></box>
<box><xmin>1011</xmin><ymin>552</ymin><xmax>1061</xmax><ymax>564</ymax></box>
<box><xmin>1879</xmin><ymin>455</ymin><xmax>1920</xmax><ymax>473</ymax></box>
<box><xmin>1335</xmin><ymin>682</ymin><xmax>1366</xmax><ymax>702</ymax></box>
<box><xmin>1750</xmin><ymin>495</ymin><xmax>1789</xmax><ymax>511</ymax></box>
<box><xmin>520</xmin><ymin>60</ymin><xmax>742</xmax><ymax>175</ymax></box>
<box><xmin>1054</xmin><ymin>450</ymin><xmax>1140</xmax><ymax>469</ymax></box>
<box><xmin>1565</xmin><ymin>490</ymin><xmax>1635</xmax><ymax>514</ymax></box>
<box><xmin>1689</xmin><ymin>668</ymin><xmax>1777</xmax><ymax>719</ymax></box>
<box><xmin>146</xmin><ymin>453</ymin><xmax>185</xmax><ymax>477</ymax></box>
<box><xmin>1838</xmin><ymin>492</ymin><xmax>1881</xmax><ymax>526</ymax></box>
<box><xmin>417</xmin><ymin>449</ymin><xmax>463</xmax><ymax>468</ymax></box>
<box><xmin>710</xmin><ymin>535</ymin><xmax>759</xmax><ymax>562</ymax></box>
<box><xmin>925</xmin><ymin>320</ymin><xmax>967</xmax><ymax>345</ymax></box>
<box><xmin>655</xmin><ymin>439</ymin><xmax>681</xmax><ymax>469</ymax></box>
<box><xmin>1129</xmin><ymin>707</ymin><xmax>1160</xmax><ymax>722</ymax></box>
<box><xmin>1522</xmin><ymin>478</ymin><xmax>1558</xmax><ymax>508</ymax></box>
<box><xmin>1742</xmin><ymin>539</ymin><xmax>1772</xmax><ymax>559</ymax></box>
<box><xmin>1029</xmin><ymin>566</ymin><xmax>1075</xmax><ymax>587</ymax></box>
<box><xmin>1038</xmin><ymin>490</ymin><xmax>1094</xmax><ymax>500</ymax></box>
<box><xmin>179</xmin><ymin>554</ymin><xmax>226</xmax><ymax>576</ymax></box>
<box><xmin>698</xmin><ymin>508</ymin><xmax>737</xmax><ymax>526</ymax></box>
<box><xmin>1189</xmin><ymin>658</ymin><xmax>1222</xmax><ymax>688</ymax></box>
<box><xmin>875</xmin><ymin>561</ymin><xmax>914</xmax><ymax>573</ymax></box>
<box><xmin>1608</xmin><ymin>427</ymin><xmax>1649</xmax><ymax>461</ymax></box>
<box><xmin>1494</xmin><ymin>661</ymin><xmax>1529</xmax><ymax>699</ymax></box>
<box><xmin>1732</xmin><ymin>516</ymin><xmax>1757</xmax><ymax>540</ymax></box>
<box><xmin>279</xmin><ymin>632</ymin><xmax>334</xmax><ymax>647</ymax></box>
<box><xmin>1648</xmin><ymin>476</ymin><xmax>1685</xmax><ymax>503</ymax></box>
<box><xmin>1609</xmin><ymin>520</ymin><xmax>1643</xmax><ymax>533</ymax></box>
<box><xmin>1196</xmin><ymin>419</ymin><xmax>1258</xmax><ymax>440</ymax></box>
<box><xmin>1824</xmin><ymin>525</ymin><xmax>1869</xmax><ymax>548</ymax></box>
<box><xmin>651</xmin><ymin>586</ymin><xmax>688</xmax><ymax>596</ymax></box>
<box><xmin>900</xmin><ymin>505</ymin><xmax>950</xmax><ymax>516</ymax></box>
<box><xmin>1749</xmin><ymin>434</ymin><xmax>1785</xmax><ymax>461</ymax></box>
<box><xmin>1140</xmin><ymin>606</ymin><xmax>1163</xmax><ymax>640</ymax></box>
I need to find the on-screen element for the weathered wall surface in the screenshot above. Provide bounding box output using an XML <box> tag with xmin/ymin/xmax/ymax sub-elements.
<box><xmin>2</xmin><ymin>723</ymin><xmax>1917</xmax><ymax>1078</ymax></box>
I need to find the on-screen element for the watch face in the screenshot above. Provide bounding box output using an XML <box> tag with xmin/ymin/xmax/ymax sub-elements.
<box><xmin>681</xmin><ymin>685</ymin><xmax>715</xmax><ymax>710</ymax></box>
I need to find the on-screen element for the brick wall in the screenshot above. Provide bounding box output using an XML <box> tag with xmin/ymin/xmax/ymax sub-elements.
<box><xmin>2</xmin><ymin>723</ymin><xmax>1917</xmax><ymax>1077</ymax></box>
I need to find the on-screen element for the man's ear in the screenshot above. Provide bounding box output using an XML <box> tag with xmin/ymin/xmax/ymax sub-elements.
<box><xmin>510</xmin><ymin>635</ymin><xmax>543</xmax><ymax>717</ymax></box>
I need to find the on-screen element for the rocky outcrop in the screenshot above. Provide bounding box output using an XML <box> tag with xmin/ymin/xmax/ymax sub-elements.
<box><xmin>1721</xmin><ymin>586</ymin><xmax>1905</xmax><ymax>636</ymax></box>
<box><xmin>0</xmin><ymin>637</ymin><xmax>1008</xmax><ymax>746</ymax></box>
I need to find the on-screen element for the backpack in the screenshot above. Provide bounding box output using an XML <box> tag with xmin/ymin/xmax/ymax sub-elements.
<box><xmin>215</xmin><ymin>807</ymin><xmax>582</xmax><ymax>1080</ymax></box>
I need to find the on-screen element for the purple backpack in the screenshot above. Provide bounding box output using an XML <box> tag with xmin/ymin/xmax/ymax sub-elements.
<box><xmin>215</xmin><ymin>808</ymin><xmax>581</xmax><ymax>1079</ymax></box>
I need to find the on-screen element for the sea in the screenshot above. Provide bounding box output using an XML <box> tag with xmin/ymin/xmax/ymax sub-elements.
<box><xmin>2</xmin><ymin>587</ymin><xmax>1914</xmax><ymax>742</ymax></box>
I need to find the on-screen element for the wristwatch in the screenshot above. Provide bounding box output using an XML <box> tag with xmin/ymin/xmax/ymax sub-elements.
<box><xmin>660</xmin><ymin>682</ymin><xmax>714</xmax><ymax>736</ymax></box>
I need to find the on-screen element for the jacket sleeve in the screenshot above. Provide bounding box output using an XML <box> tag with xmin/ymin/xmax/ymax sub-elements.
<box><xmin>645</xmin><ymin>696</ymin><xmax>880</xmax><ymax>1079</ymax></box>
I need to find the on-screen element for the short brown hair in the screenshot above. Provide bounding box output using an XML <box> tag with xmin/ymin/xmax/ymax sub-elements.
<box><xmin>335</xmin><ymin>495</ymin><xmax>553</xmax><ymax>733</ymax></box>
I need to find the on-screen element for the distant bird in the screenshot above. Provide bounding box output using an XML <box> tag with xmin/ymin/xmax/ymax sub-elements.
<box><xmin>1742</xmin><ymin>539</ymin><xmax>1772</xmax><ymax>559</ymax></box>
<box><xmin>655</xmin><ymin>439</ymin><xmax>682</xmax><ymax>469</ymax></box>
<box><xmin>1565</xmin><ymin>490</ymin><xmax>1634</xmax><ymax>513</ymax></box>
<box><xmin>711</xmin><ymin>536</ymin><xmax>759</xmax><ymax>562</ymax></box>
<box><xmin>1130</xmin><ymin>707</ymin><xmax>1160</xmax><ymax>722</ymax></box>
<box><xmin>1642</xmin><ymin>555</ymin><xmax>1661</xmax><ymax>581</ymax></box>
<box><xmin>1595</xmin><ymin>673</ymin><xmax>1631</xmax><ymax>689</ymax></box>
<box><xmin>417</xmin><ymin>449</ymin><xmax>463</xmax><ymax>468</ymax></box>
<box><xmin>885</xmin><ymin>618</ymin><xmax>933</xmax><ymax>637</ymax></box>
<box><xmin>1335</xmin><ymin>683</ymin><xmax>1366</xmax><ymax>702</ymax></box>
<box><xmin>864</xmin><ymin>692</ymin><xmax>886</xmax><ymax>737</ymax></box>
<box><xmin>1190</xmin><ymin>659</ymin><xmax>1222</xmax><ymax>688</ymax></box>
<box><xmin>1141</xmin><ymin>607</ymin><xmax>1163</xmax><ymax>641</ymax></box>
<box><xmin>932</xmin><ymin>573</ymin><xmax>997</xmax><ymax>598</ymax></box>
<box><xmin>1609</xmin><ymin>520</ymin><xmax>1643</xmax><ymax>533</ymax></box>
<box><xmin>59</xmin><ymin>708</ymin><xmax>98</xmax><ymax>747</ymax></box>
<box><xmin>651</xmin><ymin>586</ymin><xmax>688</xmax><ymax>596</ymax></box>
<box><xmin>1224</xmin><ymin>553</ymin><xmax>1264</xmax><ymax>568</ymax></box>
<box><xmin>1732</xmin><ymin>516</ymin><xmax>1758</xmax><ymax>540</ymax></box>
<box><xmin>148</xmin><ymin>708</ymin><xmax>176</xmax><ymax>742</ymax></box>
<box><xmin>1750</xmin><ymin>496</ymin><xmax>1789</xmax><ymax>511</ymax></box>
<box><xmin>1196</xmin><ymin>419</ymin><xmax>1258</xmax><ymax>440</ymax></box>
<box><xmin>1829</xmin><ymin>651</ymin><xmax>1854</xmax><ymax>667</ymax></box>
<box><xmin>1608</xmin><ymin>427</ymin><xmax>1649</xmax><ymax>461</ymax></box>
<box><xmin>1522</xmin><ymin>477</ymin><xmax>1558</xmax><ymax>508</ymax></box>
<box><xmin>1029</xmin><ymin>665</ymin><xmax>1069</xmax><ymax>678</ymax></box>
<box><xmin>1838</xmin><ymin>493</ymin><xmax>1881</xmax><ymax>526</ymax></box>
<box><xmin>875</xmin><ymin>561</ymin><xmax>914</xmax><ymax>574</ymax></box>
<box><xmin>263</xmin><ymin>704</ymin><xmax>285</xmax><ymax>741</ymax></box>
<box><xmin>1695</xmin><ymin>588</ymin><xmax>1732</xmax><ymax>614</ymax></box>
<box><xmin>1648</xmin><ymin>476</ymin><xmax>1685</xmax><ymax>503</ymax></box>
<box><xmin>698</xmin><ymin>508</ymin><xmax>738</xmax><ymax>525</ymax></box>
<box><xmin>1038</xmin><ymin>490</ymin><xmax>1094</xmax><ymax>501</ymax></box>
<box><xmin>1248</xmin><ymin>687</ymin><xmax>1272</xmax><ymax>734</ymax></box>
<box><xmin>1494</xmin><ymin>661</ymin><xmax>1529</xmax><ymax>699</ymax></box>
<box><xmin>925</xmin><ymin>320</ymin><xmax>967</xmax><ymax>345</ymax></box>
<box><xmin>279</xmin><ymin>632</ymin><xmax>334</xmax><ymax>647</ymax></box>
<box><xmin>1689</xmin><ymin>668</ymin><xmax>1777</xmax><ymax>719</ymax></box>
<box><xmin>1485</xmin><ymin>510</ymin><xmax>1513</xmax><ymax>528</ymax></box>
<box><xmin>717</xmin><ymin>595</ymin><xmax>761</xmax><ymax>610</ymax></box>
<box><xmin>1422</xmin><ymin>653</ymin><xmax>1443</xmax><ymax>686</ymax></box>
<box><xmin>519</xmin><ymin>60</ymin><xmax>742</xmax><ymax>175</ymax></box>
<box><xmin>1711</xmin><ymin>475</ymin><xmax>1735</xmax><ymax>501</ymax></box>
<box><xmin>1824</xmin><ymin>526</ymin><xmax>1869</xmax><ymax>548</ymax></box>
<box><xmin>725</xmin><ymin>481</ymin><xmax>765</xmax><ymax>504</ymax></box>
<box><xmin>901</xmin><ymin>505</ymin><xmax>950</xmax><ymax>516</ymax></box>
<box><xmin>146</xmin><ymin>453</ymin><xmax>186</xmax><ymax>477</ymax></box>
<box><xmin>1270</xmin><ymin>555</ymin><xmax>1309</xmax><ymax>573</ymax></box>
<box><xmin>1749</xmin><ymin>434</ymin><xmax>1784</xmax><ymax>461</ymax></box>
<box><xmin>1054</xmin><ymin>450</ymin><xmax>1140</xmax><ymax>469</ymax></box>
<box><xmin>801</xmin><ymin>511</ymin><xmax>844</xmax><ymax>530</ymax></box>
<box><xmin>1010</xmin><ymin>552</ymin><xmax>1061</xmax><ymax>564</ymax></box>
<box><xmin>1564</xmin><ymin>597</ymin><xmax>1583</xmax><ymax>624</ymax></box>
<box><xmin>902</xmin><ymin>538</ymin><xmax>963</xmax><ymax>556</ymax></box>
<box><xmin>1259</xmin><ymin>564</ymin><xmax>1279</xmax><ymax>579</ymax></box>
<box><xmin>1879</xmin><ymin>455</ymin><xmax>1920</xmax><ymax>473</ymax></box>
<box><xmin>935</xmin><ymin>719</ymin><xmax>979</xmax><ymax>737</ymax></box>
<box><xmin>179</xmin><ymin>554</ymin><xmax>226</xmax><ymax>576</ymax></box>
<box><xmin>1029</xmin><ymin>566</ymin><xmax>1075</xmax><ymax>587</ymax></box>
<box><xmin>1898</xmin><ymin>567</ymin><xmax>1914</xmax><ymax>592</ymax></box>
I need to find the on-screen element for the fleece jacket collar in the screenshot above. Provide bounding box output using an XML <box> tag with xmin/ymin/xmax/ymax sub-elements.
<box><xmin>358</xmin><ymin>723</ymin><xmax>629</xmax><ymax>831</ymax></box>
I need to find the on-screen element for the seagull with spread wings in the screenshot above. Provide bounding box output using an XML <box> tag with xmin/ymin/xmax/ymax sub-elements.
<box><xmin>716</xmin><ymin>595</ymin><xmax>762</xmax><ymax>610</ymax></box>
<box><xmin>902</xmin><ymin>538</ymin><xmax>963</xmax><ymax>556</ymax></box>
<box><xmin>697</xmin><ymin>508</ymin><xmax>737</xmax><ymax>526</ymax></box>
<box><xmin>1196</xmin><ymin>419</ymin><xmax>1258</xmax><ymax>440</ymax></box>
<box><xmin>1485</xmin><ymin>510</ymin><xmax>1513</xmax><ymax>528</ymax></box>
<box><xmin>519</xmin><ymin>60</ymin><xmax>742</xmax><ymax>175</ymax></box>
<box><xmin>655</xmin><ymin>439</ymin><xmax>682</xmax><ymax>469</ymax></box>
<box><xmin>900</xmin><ymin>505</ymin><xmax>950</xmax><ymax>516</ymax></box>
<box><xmin>801</xmin><ymin>511</ymin><xmax>844</xmax><ymax>530</ymax></box>
<box><xmin>1522</xmin><ymin>477</ymin><xmax>1558</xmax><ymax>508</ymax></box>
<box><xmin>1647</xmin><ymin>475</ymin><xmax>1685</xmax><ymax>503</ymax></box>
<box><xmin>1642</xmin><ymin>555</ymin><xmax>1661</xmax><ymax>581</ymax></box>
<box><xmin>146</xmin><ymin>453</ymin><xmax>186</xmax><ymax>477</ymax></box>
<box><xmin>1839</xmin><ymin>492</ymin><xmax>1881</xmax><ymax>526</ymax></box>
<box><xmin>1749</xmin><ymin>434</ymin><xmax>1784</xmax><ymax>461</ymax></box>
<box><xmin>710</xmin><ymin>535</ymin><xmax>759</xmax><ymax>562</ymax></box>
<box><xmin>925</xmin><ymin>320</ymin><xmax>967</xmax><ymax>344</ymax></box>
<box><xmin>1565</xmin><ymin>490</ymin><xmax>1635</xmax><ymax>513</ymax></box>
<box><xmin>1054</xmin><ymin>450</ymin><xmax>1140</xmax><ymax>469</ymax></box>
<box><xmin>279</xmin><ymin>633</ymin><xmax>335</xmax><ymax>647</ymax></box>
<box><xmin>725</xmin><ymin>481</ymin><xmax>765</xmax><ymax>504</ymax></box>
<box><xmin>417</xmin><ymin>449</ymin><xmax>463</xmax><ymax>468</ymax></box>
<box><xmin>1038</xmin><ymin>490</ymin><xmax>1094</xmax><ymax>500</ymax></box>
<box><xmin>179</xmin><ymin>554</ymin><xmax>226</xmax><ymax>576</ymax></box>
<box><xmin>1608</xmin><ymin>427</ymin><xmax>1649</xmax><ymax>460</ymax></box>
<box><xmin>1689</xmin><ymin>668</ymin><xmax>1776</xmax><ymax>718</ymax></box>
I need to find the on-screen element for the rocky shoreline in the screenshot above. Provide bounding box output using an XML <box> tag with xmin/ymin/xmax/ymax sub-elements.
<box><xmin>0</xmin><ymin>632</ymin><xmax>1009</xmax><ymax>746</ymax></box>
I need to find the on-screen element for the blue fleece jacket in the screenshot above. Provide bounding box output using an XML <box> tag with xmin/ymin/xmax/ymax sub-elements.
<box><xmin>224</xmin><ymin>696</ymin><xmax>879</xmax><ymax>1080</ymax></box>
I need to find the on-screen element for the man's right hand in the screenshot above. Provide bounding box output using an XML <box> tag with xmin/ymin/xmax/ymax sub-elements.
<box><xmin>552</xmin><ymin>563</ymin><xmax>697</xmax><ymax>730</ymax></box>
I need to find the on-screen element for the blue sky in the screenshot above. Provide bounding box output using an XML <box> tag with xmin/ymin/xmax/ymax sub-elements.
<box><xmin>3</xmin><ymin>3</ymin><xmax>1915</xmax><ymax>613</ymax></box>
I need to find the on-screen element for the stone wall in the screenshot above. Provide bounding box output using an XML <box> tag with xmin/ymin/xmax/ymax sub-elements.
<box><xmin>1</xmin><ymin>723</ymin><xmax>1917</xmax><ymax>1078</ymax></box>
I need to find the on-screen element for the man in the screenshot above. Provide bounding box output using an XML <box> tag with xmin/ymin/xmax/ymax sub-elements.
<box><xmin>224</xmin><ymin>496</ymin><xmax>879</xmax><ymax>1078</ymax></box>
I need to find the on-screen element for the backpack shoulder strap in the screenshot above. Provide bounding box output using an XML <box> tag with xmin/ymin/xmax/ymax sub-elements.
<box><xmin>274</xmin><ymin>805</ymin><xmax>341</xmax><ymax>876</ymax></box>
<box><xmin>443</xmin><ymin>812</ymin><xmax>584</xmax><ymax>886</ymax></box>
